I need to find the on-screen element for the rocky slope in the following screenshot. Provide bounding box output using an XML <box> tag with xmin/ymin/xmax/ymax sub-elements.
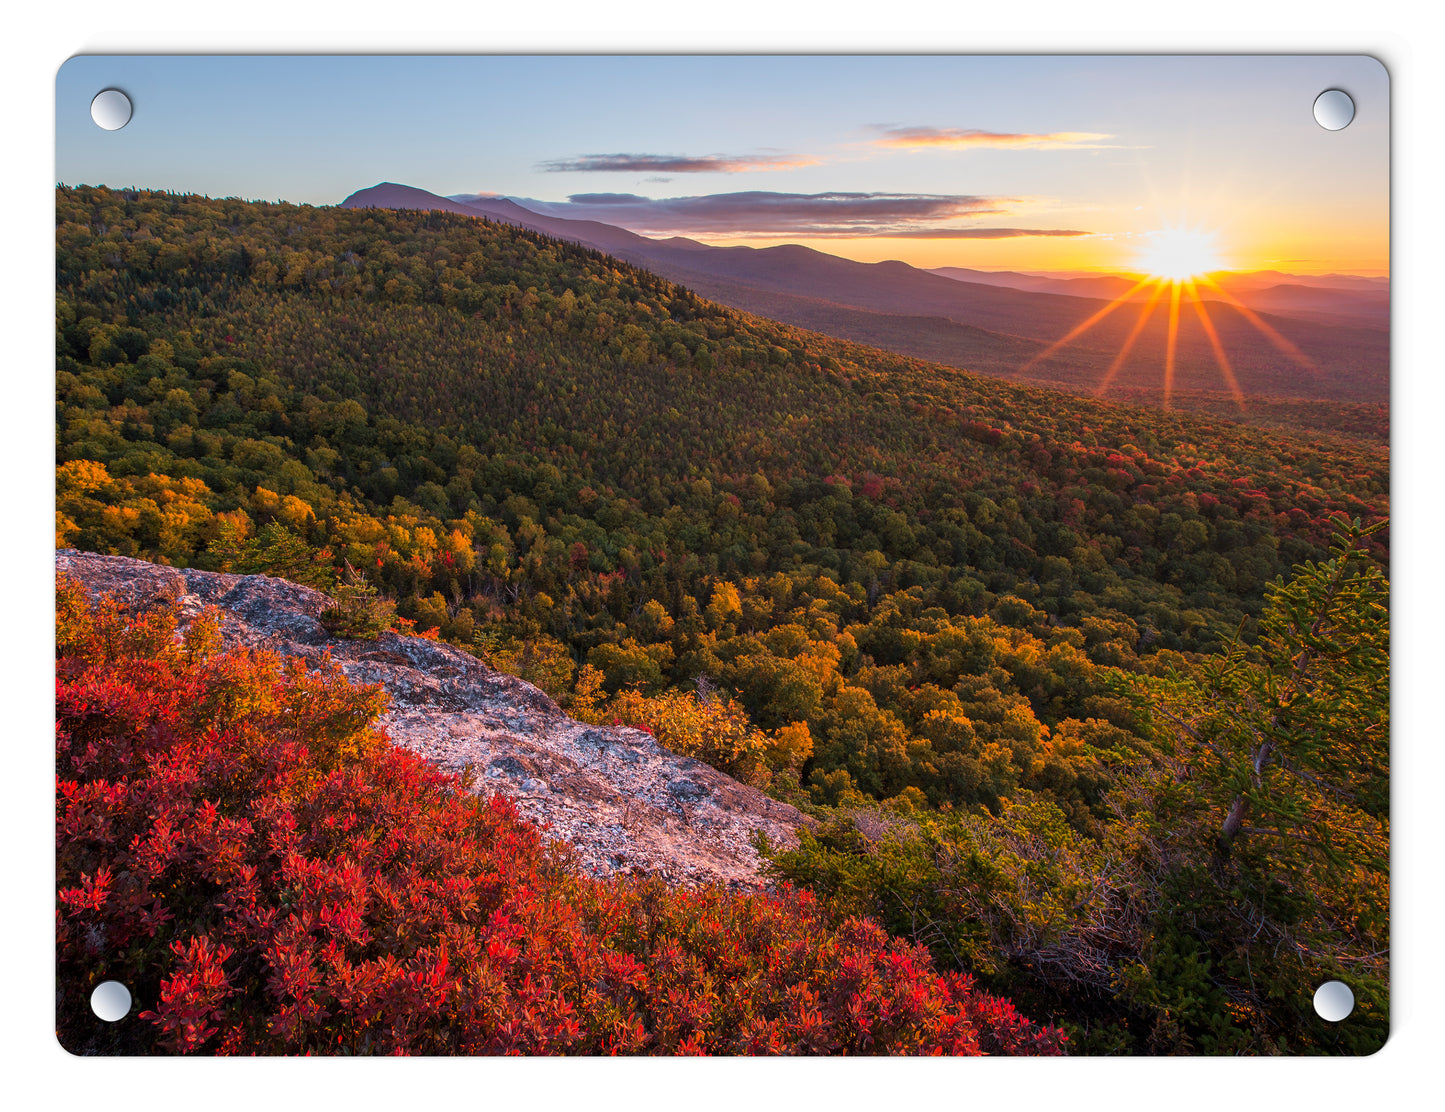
<box><xmin>56</xmin><ymin>550</ymin><xmax>810</xmax><ymax>891</ymax></box>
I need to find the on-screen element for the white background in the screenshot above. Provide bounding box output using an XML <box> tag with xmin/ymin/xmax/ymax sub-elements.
<box><xmin>5</xmin><ymin>3</ymin><xmax>1437</xmax><ymax>1105</ymax></box>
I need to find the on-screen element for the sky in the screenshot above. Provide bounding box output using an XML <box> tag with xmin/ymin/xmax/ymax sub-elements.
<box><xmin>56</xmin><ymin>54</ymin><xmax>1388</xmax><ymax>275</ymax></box>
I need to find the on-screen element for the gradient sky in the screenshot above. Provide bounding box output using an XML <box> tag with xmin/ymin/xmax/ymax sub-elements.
<box><xmin>56</xmin><ymin>55</ymin><xmax>1389</xmax><ymax>274</ymax></box>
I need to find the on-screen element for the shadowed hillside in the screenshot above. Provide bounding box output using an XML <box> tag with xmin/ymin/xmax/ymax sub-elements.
<box><xmin>340</xmin><ymin>183</ymin><xmax>1389</xmax><ymax>437</ymax></box>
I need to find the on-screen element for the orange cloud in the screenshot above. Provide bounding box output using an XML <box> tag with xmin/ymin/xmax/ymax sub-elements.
<box><xmin>885</xmin><ymin>227</ymin><xmax>1090</xmax><ymax>238</ymax></box>
<box><xmin>875</xmin><ymin>127</ymin><xmax>1117</xmax><ymax>151</ymax></box>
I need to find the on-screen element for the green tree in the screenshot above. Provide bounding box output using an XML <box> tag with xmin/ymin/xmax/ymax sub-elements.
<box><xmin>319</xmin><ymin>560</ymin><xmax>396</xmax><ymax>639</ymax></box>
<box><xmin>768</xmin><ymin>524</ymin><xmax>1389</xmax><ymax>1055</ymax></box>
<box><xmin>1112</xmin><ymin>518</ymin><xmax>1389</xmax><ymax>1052</ymax></box>
<box><xmin>213</xmin><ymin>521</ymin><xmax>336</xmax><ymax>590</ymax></box>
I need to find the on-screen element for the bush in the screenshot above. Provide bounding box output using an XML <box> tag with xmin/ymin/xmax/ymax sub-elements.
<box><xmin>56</xmin><ymin>575</ymin><xmax>1065</xmax><ymax>1056</ymax></box>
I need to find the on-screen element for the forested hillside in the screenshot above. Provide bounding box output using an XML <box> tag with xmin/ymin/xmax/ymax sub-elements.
<box><xmin>55</xmin><ymin>186</ymin><xmax>1389</xmax><ymax>1053</ymax></box>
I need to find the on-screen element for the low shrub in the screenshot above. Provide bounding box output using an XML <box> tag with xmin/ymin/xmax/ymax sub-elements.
<box><xmin>56</xmin><ymin>574</ymin><xmax>1064</xmax><ymax>1056</ymax></box>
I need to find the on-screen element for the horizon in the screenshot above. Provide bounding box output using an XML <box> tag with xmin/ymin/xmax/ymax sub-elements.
<box><xmin>56</xmin><ymin>55</ymin><xmax>1388</xmax><ymax>276</ymax></box>
<box><xmin>438</xmin><ymin>187</ymin><xmax>1393</xmax><ymax>280</ymax></box>
<box><xmin>50</xmin><ymin>180</ymin><xmax>1391</xmax><ymax>283</ymax></box>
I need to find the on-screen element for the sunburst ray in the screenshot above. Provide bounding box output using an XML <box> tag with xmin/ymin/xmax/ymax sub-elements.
<box><xmin>1184</xmin><ymin>279</ymin><xmax>1247</xmax><ymax>412</ymax></box>
<box><xmin>1012</xmin><ymin>229</ymin><xmax>1322</xmax><ymax>408</ymax></box>
<box><xmin>1195</xmin><ymin>275</ymin><xmax>1317</xmax><ymax>373</ymax></box>
<box><xmin>1019</xmin><ymin>277</ymin><xmax>1155</xmax><ymax>374</ymax></box>
<box><xmin>1163</xmin><ymin>281</ymin><xmax>1183</xmax><ymax>407</ymax></box>
<box><xmin>1097</xmin><ymin>282</ymin><xmax>1168</xmax><ymax>397</ymax></box>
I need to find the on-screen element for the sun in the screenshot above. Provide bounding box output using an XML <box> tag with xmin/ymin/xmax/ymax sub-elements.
<box><xmin>1133</xmin><ymin>227</ymin><xmax>1222</xmax><ymax>282</ymax></box>
<box><xmin>1020</xmin><ymin>220</ymin><xmax>1313</xmax><ymax>411</ymax></box>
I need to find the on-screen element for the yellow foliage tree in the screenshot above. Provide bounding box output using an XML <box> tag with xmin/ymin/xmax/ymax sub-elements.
<box><xmin>607</xmin><ymin>686</ymin><xmax>771</xmax><ymax>785</ymax></box>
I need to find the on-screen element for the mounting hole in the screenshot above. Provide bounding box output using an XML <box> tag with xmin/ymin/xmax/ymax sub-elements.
<box><xmin>90</xmin><ymin>980</ymin><xmax>132</xmax><ymax>1022</ymax></box>
<box><xmin>90</xmin><ymin>89</ymin><xmax>132</xmax><ymax>131</ymax></box>
<box><xmin>1313</xmin><ymin>980</ymin><xmax>1354</xmax><ymax>1022</ymax></box>
<box><xmin>1313</xmin><ymin>89</ymin><xmax>1355</xmax><ymax>131</ymax></box>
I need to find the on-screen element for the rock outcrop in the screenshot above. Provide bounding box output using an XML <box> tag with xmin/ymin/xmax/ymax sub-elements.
<box><xmin>56</xmin><ymin>550</ymin><xmax>811</xmax><ymax>891</ymax></box>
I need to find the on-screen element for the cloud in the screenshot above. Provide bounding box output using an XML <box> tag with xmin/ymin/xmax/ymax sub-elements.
<box><xmin>874</xmin><ymin>126</ymin><xmax>1117</xmax><ymax>151</ymax></box>
<box><xmin>522</xmin><ymin>190</ymin><xmax>997</xmax><ymax>235</ymax></box>
<box><xmin>885</xmin><ymin>227</ymin><xmax>1091</xmax><ymax>239</ymax></box>
<box><xmin>565</xmin><ymin>193</ymin><xmax>654</xmax><ymax>205</ymax></box>
<box><xmin>511</xmin><ymin>190</ymin><xmax>1089</xmax><ymax>240</ymax></box>
<box><xmin>537</xmin><ymin>152</ymin><xmax>819</xmax><ymax>174</ymax></box>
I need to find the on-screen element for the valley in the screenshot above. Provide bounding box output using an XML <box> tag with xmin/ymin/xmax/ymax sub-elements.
<box><xmin>55</xmin><ymin>184</ymin><xmax>1390</xmax><ymax>1056</ymax></box>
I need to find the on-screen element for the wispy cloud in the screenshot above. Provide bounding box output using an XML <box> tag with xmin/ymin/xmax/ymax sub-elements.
<box><xmin>513</xmin><ymin>191</ymin><xmax>1089</xmax><ymax>240</ymax></box>
<box><xmin>874</xmin><ymin>127</ymin><xmax>1117</xmax><ymax>151</ymax></box>
<box><xmin>886</xmin><ymin>227</ymin><xmax>1090</xmax><ymax>239</ymax></box>
<box><xmin>537</xmin><ymin>152</ymin><xmax>819</xmax><ymax>174</ymax></box>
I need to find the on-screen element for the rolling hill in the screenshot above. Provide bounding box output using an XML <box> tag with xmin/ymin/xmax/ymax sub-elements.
<box><xmin>340</xmin><ymin>183</ymin><xmax>1389</xmax><ymax>438</ymax></box>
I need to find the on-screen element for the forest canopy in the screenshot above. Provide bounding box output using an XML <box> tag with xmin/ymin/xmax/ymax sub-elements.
<box><xmin>55</xmin><ymin>185</ymin><xmax>1389</xmax><ymax>1053</ymax></box>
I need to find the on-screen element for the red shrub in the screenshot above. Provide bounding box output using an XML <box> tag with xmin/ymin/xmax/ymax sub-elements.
<box><xmin>55</xmin><ymin>575</ymin><xmax>1065</xmax><ymax>1056</ymax></box>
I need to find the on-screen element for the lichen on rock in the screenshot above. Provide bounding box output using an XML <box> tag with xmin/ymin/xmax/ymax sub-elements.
<box><xmin>56</xmin><ymin>549</ymin><xmax>810</xmax><ymax>890</ymax></box>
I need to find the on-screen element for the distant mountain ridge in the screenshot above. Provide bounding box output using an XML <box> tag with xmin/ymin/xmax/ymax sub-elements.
<box><xmin>342</xmin><ymin>183</ymin><xmax>1386</xmax><ymax>329</ymax></box>
<box><xmin>342</xmin><ymin>183</ymin><xmax>1092</xmax><ymax>338</ymax></box>
<box><xmin>339</xmin><ymin>183</ymin><xmax>1390</xmax><ymax>421</ymax></box>
<box><xmin>927</xmin><ymin>266</ymin><xmax>1389</xmax><ymax>327</ymax></box>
